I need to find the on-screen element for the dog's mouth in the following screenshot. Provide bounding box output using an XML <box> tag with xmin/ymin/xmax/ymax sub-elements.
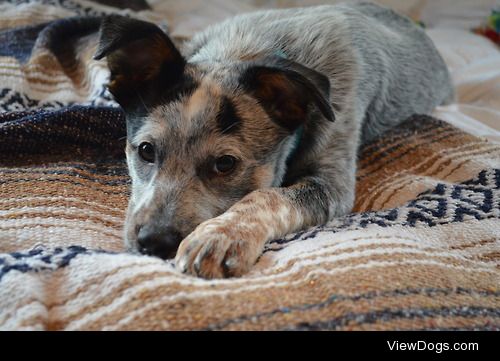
<box><xmin>138</xmin><ymin>245</ymin><xmax>178</xmax><ymax>260</ymax></box>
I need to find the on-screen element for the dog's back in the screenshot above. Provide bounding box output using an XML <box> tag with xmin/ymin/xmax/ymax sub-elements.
<box><xmin>345</xmin><ymin>2</ymin><xmax>454</xmax><ymax>142</ymax></box>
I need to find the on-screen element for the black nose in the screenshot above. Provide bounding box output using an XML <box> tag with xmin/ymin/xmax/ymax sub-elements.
<box><xmin>136</xmin><ymin>225</ymin><xmax>183</xmax><ymax>259</ymax></box>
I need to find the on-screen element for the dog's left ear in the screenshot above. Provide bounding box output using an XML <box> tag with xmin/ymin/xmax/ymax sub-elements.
<box><xmin>241</xmin><ymin>58</ymin><xmax>335</xmax><ymax>131</ymax></box>
<box><xmin>94</xmin><ymin>15</ymin><xmax>185</xmax><ymax>111</ymax></box>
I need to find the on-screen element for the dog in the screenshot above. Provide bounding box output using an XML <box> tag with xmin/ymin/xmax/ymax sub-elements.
<box><xmin>94</xmin><ymin>2</ymin><xmax>454</xmax><ymax>279</ymax></box>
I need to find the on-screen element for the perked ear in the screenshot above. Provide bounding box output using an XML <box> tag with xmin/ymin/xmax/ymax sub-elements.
<box><xmin>240</xmin><ymin>58</ymin><xmax>335</xmax><ymax>131</ymax></box>
<box><xmin>94</xmin><ymin>15</ymin><xmax>185</xmax><ymax>111</ymax></box>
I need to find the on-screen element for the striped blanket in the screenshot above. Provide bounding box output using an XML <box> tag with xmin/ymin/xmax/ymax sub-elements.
<box><xmin>1</xmin><ymin>0</ymin><xmax>499</xmax><ymax>331</ymax></box>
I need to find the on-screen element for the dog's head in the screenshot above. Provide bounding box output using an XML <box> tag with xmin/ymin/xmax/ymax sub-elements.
<box><xmin>95</xmin><ymin>15</ymin><xmax>335</xmax><ymax>259</ymax></box>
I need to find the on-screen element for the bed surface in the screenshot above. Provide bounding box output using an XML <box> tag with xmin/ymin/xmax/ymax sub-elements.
<box><xmin>0</xmin><ymin>0</ymin><xmax>498</xmax><ymax>330</ymax></box>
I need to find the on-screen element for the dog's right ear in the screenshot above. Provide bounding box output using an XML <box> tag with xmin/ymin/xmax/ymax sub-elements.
<box><xmin>240</xmin><ymin>57</ymin><xmax>335</xmax><ymax>132</ymax></box>
<box><xmin>94</xmin><ymin>15</ymin><xmax>185</xmax><ymax>111</ymax></box>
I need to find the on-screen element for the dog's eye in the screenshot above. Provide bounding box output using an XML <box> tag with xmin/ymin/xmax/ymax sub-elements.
<box><xmin>214</xmin><ymin>155</ymin><xmax>236</xmax><ymax>174</ymax></box>
<box><xmin>138</xmin><ymin>142</ymin><xmax>155</xmax><ymax>163</ymax></box>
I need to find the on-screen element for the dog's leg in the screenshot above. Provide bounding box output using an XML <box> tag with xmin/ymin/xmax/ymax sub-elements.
<box><xmin>176</xmin><ymin>112</ymin><xmax>360</xmax><ymax>279</ymax></box>
<box><xmin>175</xmin><ymin>176</ymin><xmax>352</xmax><ymax>279</ymax></box>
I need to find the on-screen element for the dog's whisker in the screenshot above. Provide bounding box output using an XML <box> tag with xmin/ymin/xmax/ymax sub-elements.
<box><xmin>136</xmin><ymin>91</ymin><xmax>152</xmax><ymax>114</ymax></box>
<box><xmin>220</xmin><ymin>121</ymin><xmax>239</xmax><ymax>134</ymax></box>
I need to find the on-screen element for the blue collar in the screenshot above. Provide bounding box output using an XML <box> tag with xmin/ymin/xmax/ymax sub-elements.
<box><xmin>286</xmin><ymin>125</ymin><xmax>304</xmax><ymax>166</ymax></box>
<box><xmin>274</xmin><ymin>49</ymin><xmax>288</xmax><ymax>59</ymax></box>
<box><xmin>274</xmin><ymin>49</ymin><xmax>302</xmax><ymax>165</ymax></box>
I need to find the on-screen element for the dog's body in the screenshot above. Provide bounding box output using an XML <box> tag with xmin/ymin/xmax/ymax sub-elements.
<box><xmin>95</xmin><ymin>2</ymin><xmax>453</xmax><ymax>278</ymax></box>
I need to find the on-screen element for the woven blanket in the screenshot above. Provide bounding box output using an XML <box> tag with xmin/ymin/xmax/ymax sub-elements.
<box><xmin>1</xmin><ymin>0</ymin><xmax>499</xmax><ymax>331</ymax></box>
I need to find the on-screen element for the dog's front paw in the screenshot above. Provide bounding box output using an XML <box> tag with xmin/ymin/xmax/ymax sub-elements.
<box><xmin>175</xmin><ymin>216</ymin><xmax>263</xmax><ymax>279</ymax></box>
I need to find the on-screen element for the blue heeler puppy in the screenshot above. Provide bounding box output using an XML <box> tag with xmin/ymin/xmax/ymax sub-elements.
<box><xmin>94</xmin><ymin>2</ymin><xmax>454</xmax><ymax>278</ymax></box>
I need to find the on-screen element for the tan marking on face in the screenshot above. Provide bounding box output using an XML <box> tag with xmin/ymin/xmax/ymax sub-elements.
<box><xmin>251</xmin><ymin>164</ymin><xmax>275</xmax><ymax>189</ymax></box>
<box><xmin>184</xmin><ymin>77</ymin><xmax>221</xmax><ymax>120</ymax></box>
<box><xmin>132</xmin><ymin>115</ymin><xmax>166</xmax><ymax>145</ymax></box>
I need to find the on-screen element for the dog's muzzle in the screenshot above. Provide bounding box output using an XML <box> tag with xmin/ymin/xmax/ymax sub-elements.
<box><xmin>136</xmin><ymin>225</ymin><xmax>183</xmax><ymax>259</ymax></box>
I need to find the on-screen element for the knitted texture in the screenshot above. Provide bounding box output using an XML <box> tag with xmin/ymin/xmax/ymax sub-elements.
<box><xmin>0</xmin><ymin>0</ymin><xmax>499</xmax><ymax>330</ymax></box>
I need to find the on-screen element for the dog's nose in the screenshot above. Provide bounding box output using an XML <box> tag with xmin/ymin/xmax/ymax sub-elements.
<box><xmin>136</xmin><ymin>225</ymin><xmax>183</xmax><ymax>259</ymax></box>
